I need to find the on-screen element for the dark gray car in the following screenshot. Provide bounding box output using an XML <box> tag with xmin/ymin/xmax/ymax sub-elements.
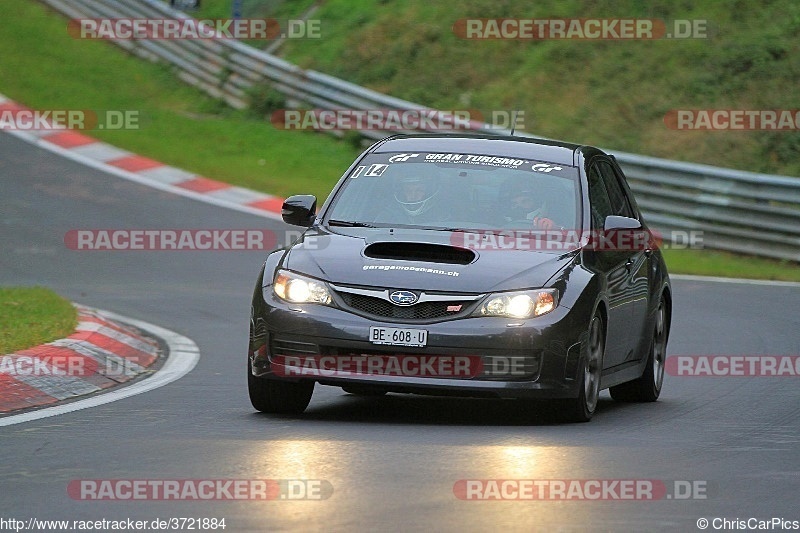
<box><xmin>248</xmin><ymin>134</ymin><xmax>671</xmax><ymax>422</ymax></box>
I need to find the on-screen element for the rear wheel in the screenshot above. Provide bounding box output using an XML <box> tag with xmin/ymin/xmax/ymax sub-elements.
<box><xmin>610</xmin><ymin>297</ymin><xmax>667</xmax><ymax>402</ymax></box>
<box><xmin>560</xmin><ymin>311</ymin><xmax>605</xmax><ymax>423</ymax></box>
<box><xmin>248</xmin><ymin>356</ymin><xmax>314</xmax><ymax>413</ymax></box>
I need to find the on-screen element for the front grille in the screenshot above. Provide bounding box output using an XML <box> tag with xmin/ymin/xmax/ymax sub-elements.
<box><xmin>337</xmin><ymin>292</ymin><xmax>470</xmax><ymax>320</ymax></box>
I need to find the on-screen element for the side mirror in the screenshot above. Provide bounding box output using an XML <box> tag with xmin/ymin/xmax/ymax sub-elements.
<box><xmin>604</xmin><ymin>215</ymin><xmax>641</xmax><ymax>231</ymax></box>
<box><xmin>595</xmin><ymin>215</ymin><xmax>652</xmax><ymax>252</ymax></box>
<box><xmin>282</xmin><ymin>195</ymin><xmax>317</xmax><ymax>227</ymax></box>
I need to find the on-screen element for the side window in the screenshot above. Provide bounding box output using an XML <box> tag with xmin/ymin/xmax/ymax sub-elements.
<box><xmin>587</xmin><ymin>165</ymin><xmax>613</xmax><ymax>230</ymax></box>
<box><xmin>598</xmin><ymin>161</ymin><xmax>634</xmax><ymax>218</ymax></box>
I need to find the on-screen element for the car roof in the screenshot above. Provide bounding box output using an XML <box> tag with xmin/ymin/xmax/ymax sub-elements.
<box><xmin>371</xmin><ymin>133</ymin><xmax>603</xmax><ymax>167</ymax></box>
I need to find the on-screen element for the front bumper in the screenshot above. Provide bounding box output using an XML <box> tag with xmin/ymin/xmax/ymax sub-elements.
<box><xmin>250</xmin><ymin>291</ymin><xmax>588</xmax><ymax>400</ymax></box>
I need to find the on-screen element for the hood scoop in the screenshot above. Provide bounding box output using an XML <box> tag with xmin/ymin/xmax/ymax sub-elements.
<box><xmin>364</xmin><ymin>242</ymin><xmax>475</xmax><ymax>265</ymax></box>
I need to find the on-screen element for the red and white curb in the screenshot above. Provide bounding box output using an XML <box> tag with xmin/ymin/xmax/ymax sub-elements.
<box><xmin>0</xmin><ymin>305</ymin><xmax>157</xmax><ymax>413</ymax></box>
<box><xmin>0</xmin><ymin>94</ymin><xmax>285</xmax><ymax>220</ymax></box>
<box><xmin>0</xmin><ymin>305</ymin><xmax>199</xmax><ymax>427</ymax></box>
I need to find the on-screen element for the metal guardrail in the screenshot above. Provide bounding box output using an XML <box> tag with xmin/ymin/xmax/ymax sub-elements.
<box><xmin>40</xmin><ymin>0</ymin><xmax>800</xmax><ymax>261</ymax></box>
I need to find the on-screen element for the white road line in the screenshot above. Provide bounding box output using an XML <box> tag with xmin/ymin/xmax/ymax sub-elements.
<box><xmin>0</xmin><ymin>307</ymin><xmax>200</xmax><ymax>427</ymax></box>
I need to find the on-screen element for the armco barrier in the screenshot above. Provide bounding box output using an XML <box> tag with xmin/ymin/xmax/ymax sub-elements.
<box><xmin>39</xmin><ymin>0</ymin><xmax>800</xmax><ymax>261</ymax></box>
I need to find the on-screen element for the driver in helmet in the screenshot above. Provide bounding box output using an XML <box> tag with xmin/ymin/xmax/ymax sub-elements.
<box><xmin>393</xmin><ymin>174</ymin><xmax>441</xmax><ymax>219</ymax></box>
<box><xmin>504</xmin><ymin>181</ymin><xmax>555</xmax><ymax>230</ymax></box>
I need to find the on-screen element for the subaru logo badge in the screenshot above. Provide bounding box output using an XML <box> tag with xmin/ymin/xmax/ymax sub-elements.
<box><xmin>389</xmin><ymin>290</ymin><xmax>418</xmax><ymax>306</ymax></box>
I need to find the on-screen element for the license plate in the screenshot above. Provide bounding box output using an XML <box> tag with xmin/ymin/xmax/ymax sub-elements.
<box><xmin>369</xmin><ymin>326</ymin><xmax>428</xmax><ymax>347</ymax></box>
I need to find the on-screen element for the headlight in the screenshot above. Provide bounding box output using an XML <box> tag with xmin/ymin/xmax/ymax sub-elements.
<box><xmin>271</xmin><ymin>270</ymin><xmax>332</xmax><ymax>305</ymax></box>
<box><xmin>477</xmin><ymin>289</ymin><xmax>558</xmax><ymax>319</ymax></box>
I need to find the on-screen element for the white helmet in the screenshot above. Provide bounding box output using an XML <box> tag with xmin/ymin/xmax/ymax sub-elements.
<box><xmin>394</xmin><ymin>175</ymin><xmax>440</xmax><ymax>216</ymax></box>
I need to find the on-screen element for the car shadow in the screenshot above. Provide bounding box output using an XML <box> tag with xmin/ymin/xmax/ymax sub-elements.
<box><xmin>258</xmin><ymin>390</ymin><xmax>626</xmax><ymax>426</ymax></box>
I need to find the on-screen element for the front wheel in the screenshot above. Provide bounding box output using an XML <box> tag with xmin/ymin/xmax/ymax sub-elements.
<box><xmin>610</xmin><ymin>297</ymin><xmax>667</xmax><ymax>402</ymax></box>
<box><xmin>559</xmin><ymin>311</ymin><xmax>605</xmax><ymax>423</ymax></box>
<box><xmin>248</xmin><ymin>356</ymin><xmax>314</xmax><ymax>413</ymax></box>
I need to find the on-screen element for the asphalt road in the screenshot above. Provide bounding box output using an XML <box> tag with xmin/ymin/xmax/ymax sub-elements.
<box><xmin>1</xmin><ymin>131</ymin><xmax>799</xmax><ymax>532</ymax></box>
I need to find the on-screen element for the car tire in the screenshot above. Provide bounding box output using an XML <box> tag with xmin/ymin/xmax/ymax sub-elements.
<box><xmin>342</xmin><ymin>385</ymin><xmax>388</xmax><ymax>396</ymax></box>
<box><xmin>248</xmin><ymin>357</ymin><xmax>314</xmax><ymax>414</ymax></box>
<box><xmin>559</xmin><ymin>311</ymin><xmax>605</xmax><ymax>423</ymax></box>
<box><xmin>609</xmin><ymin>297</ymin><xmax>667</xmax><ymax>403</ymax></box>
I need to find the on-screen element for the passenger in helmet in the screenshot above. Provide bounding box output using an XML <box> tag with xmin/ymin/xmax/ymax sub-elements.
<box><xmin>502</xmin><ymin>180</ymin><xmax>555</xmax><ymax>229</ymax></box>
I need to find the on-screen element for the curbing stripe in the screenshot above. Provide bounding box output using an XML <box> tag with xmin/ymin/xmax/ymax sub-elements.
<box><xmin>78</xmin><ymin>314</ymin><xmax>153</xmax><ymax>339</ymax></box>
<box><xmin>49</xmin><ymin>339</ymin><xmax>145</xmax><ymax>383</ymax></box>
<box><xmin>0</xmin><ymin>374</ymin><xmax>58</xmax><ymax>411</ymax></box>
<box><xmin>107</xmin><ymin>155</ymin><xmax>164</xmax><ymax>172</ymax></box>
<box><xmin>0</xmin><ymin>306</ymin><xmax>199</xmax><ymax>426</ymax></box>
<box><xmin>70</xmin><ymin>142</ymin><xmax>131</xmax><ymax>162</ymax></box>
<box><xmin>205</xmin><ymin>186</ymin><xmax>273</xmax><ymax>204</ymax></box>
<box><xmin>175</xmin><ymin>176</ymin><xmax>232</xmax><ymax>193</ymax></box>
<box><xmin>0</xmin><ymin>92</ymin><xmax>284</xmax><ymax>219</ymax></box>
<box><xmin>0</xmin><ymin>305</ymin><xmax>158</xmax><ymax>414</ymax></box>
<box><xmin>42</xmin><ymin>130</ymin><xmax>97</xmax><ymax>148</ymax></box>
<box><xmin>137</xmin><ymin>165</ymin><xmax>199</xmax><ymax>185</ymax></box>
<box><xmin>74</xmin><ymin>321</ymin><xmax>159</xmax><ymax>353</ymax></box>
<box><xmin>14</xmin><ymin>374</ymin><xmax>101</xmax><ymax>401</ymax></box>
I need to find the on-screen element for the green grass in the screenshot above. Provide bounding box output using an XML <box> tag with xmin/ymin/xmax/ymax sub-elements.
<box><xmin>275</xmin><ymin>0</ymin><xmax>800</xmax><ymax>178</ymax></box>
<box><xmin>191</xmin><ymin>0</ymin><xmax>318</xmax><ymax>48</ymax></box>
<box><xmin>0</xmin><ymin>287</ymin><xmax>77</xmax><ymax>353</ymax></box>
<box><xmin>662</xmin><ymin>249</ymin><xmax>800</xmax><ymax>282</ymax></box>
<box><xmin>1</xmin><ymin>1</ymin><xmax>798</xmax><ymax>281</ymax></box>
<box><xmin>0</xmin><ymin>1</ymin><xmax>358</xmax><ymax>202</ymax></box>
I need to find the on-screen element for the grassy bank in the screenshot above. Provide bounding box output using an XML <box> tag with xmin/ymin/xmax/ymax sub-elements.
<box><xmin>0</xmin><ymin>287</ymin><xmax>77</xmax><ymax>353</ymax></box>
<box><xmin>272</xmin><ymin>0</ymin><xmax>800</xmax><ymax>178</ymax></box>
<box><xmin>662</xmin><ymin>249</ymin><xmax>800</xmax><ymax>282</ymax></box>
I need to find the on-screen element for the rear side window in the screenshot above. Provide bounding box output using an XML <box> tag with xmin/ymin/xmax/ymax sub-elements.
<box><xmin>587</xmin><ymin>165</ymin><xmax>613</xmax><ymax>230</ymax></box>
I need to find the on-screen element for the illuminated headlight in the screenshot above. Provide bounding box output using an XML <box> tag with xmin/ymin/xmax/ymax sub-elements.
<box><xmin>477</xmin><ymin>289</ymin><xmax>558</xmax><ymax>319</ymax></box>
<box><xmin>271</xmin><ymin>270</ymin><xmax>332</xmax><ymax>305</ymax></box>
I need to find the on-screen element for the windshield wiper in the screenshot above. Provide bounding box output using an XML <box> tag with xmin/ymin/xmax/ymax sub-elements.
<box><xmin>419</xmin><ymin>226</ymin><xmax>482</xmax><ymax>233</ymax></box>
<box><xmin>327</xmin><ymin>219</ymin><xmax>377</xmax><ymax>228</ymax></box>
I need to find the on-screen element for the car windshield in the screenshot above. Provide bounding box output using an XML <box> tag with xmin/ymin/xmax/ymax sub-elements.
<box><xmin>325</xmin><ymin>151</ymin><xmax>582</xmax><ymax>231</ymax></box>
